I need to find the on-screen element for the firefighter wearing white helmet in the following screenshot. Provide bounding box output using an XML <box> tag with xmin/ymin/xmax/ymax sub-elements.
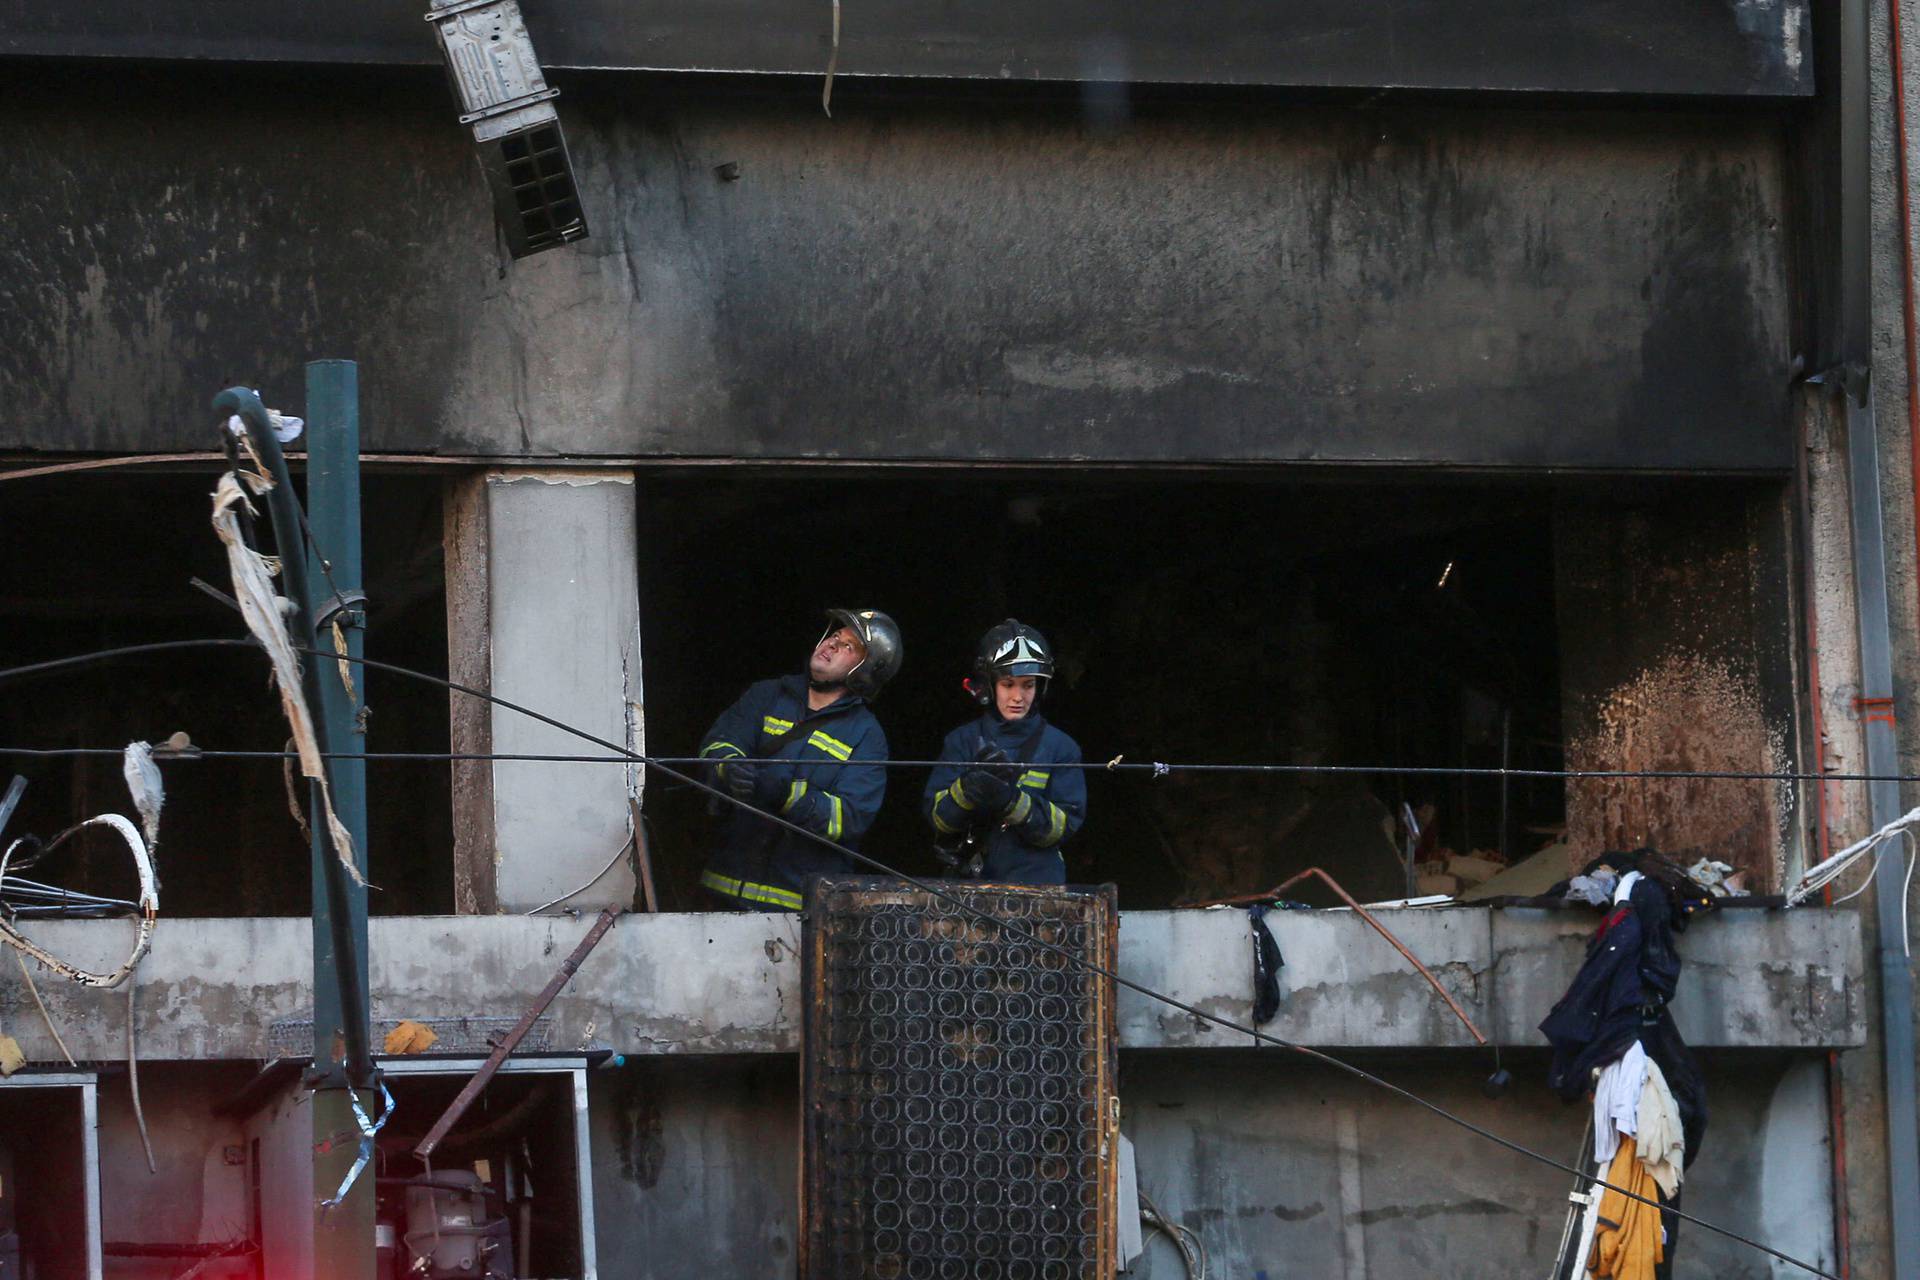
<box><xmin>697</xmin><ymin>608</ymin><xmax>900</xmax><ymax>910</ymax></box>
<box><xmin>923</xmin><ymin>619</ymin><xmax>1086</xmax><ymax>884</ymax></box>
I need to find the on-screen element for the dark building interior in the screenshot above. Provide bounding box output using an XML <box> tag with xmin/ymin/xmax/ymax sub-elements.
<box><xmin>0</xmin><ymin>464</ymin><xmax>1804</xmax><ymax>914</ymax></box>
<box><xmin>636</xmin><ymin>468</ymin><xmax>1569</xmax><ymax>909</ymax></box>
<box><xmin>0</xmin><ymin>467</ymin><xmax>451</xmax><ymax>917</ymax></box>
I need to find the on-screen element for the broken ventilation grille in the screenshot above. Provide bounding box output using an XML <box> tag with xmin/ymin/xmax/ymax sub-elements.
<box><xmin>267</xmin><ymin>1016</ymin><xmax>552</xmax><ymax>1059</ymax></box>
<box><xmin>801</xmin><ymin>879</ymin><xmax>1120</xmax><ymax>1280</ymax></box>
<box><xmin>494</xmin><ymin>124</ymin><xmax>585</xmax><ymax>254</ymax></box>
<box><xmin>426</xmin><ymin>0</ymin><xmax>589</xmax><ymax>260</ymax></box>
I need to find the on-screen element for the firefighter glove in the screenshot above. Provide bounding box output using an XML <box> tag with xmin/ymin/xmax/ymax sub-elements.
<box><xmin>958</xmin><ymin>768</ymin><xmax>1015</xmax><ymax>813</ymax></box>
<box><xmin>723</xmin><ymin>758</ymin><xmax>761</xmax><ymax>801</ymax></box>
<box><xmin>974</xmin><ymin>742</ymin><xmax>1021</xmax><ymax>785</ymax></box>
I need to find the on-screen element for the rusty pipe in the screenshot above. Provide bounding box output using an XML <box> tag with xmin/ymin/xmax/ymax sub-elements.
<box><xmin>630</xmin><ymin>796</ymin><xmax>659</xmax><ymax>912</ymax></box>
<box><xmin>1186</xmin><ymin>867</ymin><xmax>1487</xmax><ymax>1045</ymax></box>
<box><xmin>414</xmin><ymin>907</ymin><xmax>620</xmax><ymax>1160</ymax></box>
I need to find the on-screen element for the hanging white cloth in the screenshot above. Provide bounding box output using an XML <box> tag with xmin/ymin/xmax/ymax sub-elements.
<box><xmin>1636</xmin><ymin>1057</ymin><xmax>1686</xmax><ymax>1199</ymax></box>
<box><xmin>1592</xmin><ymin>1039</ymin><xmax>1649</xmax><ymax>1165</ymax></box>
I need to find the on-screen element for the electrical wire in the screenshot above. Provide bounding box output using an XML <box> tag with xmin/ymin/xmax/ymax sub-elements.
<box><xmin>0</xmin><ymin>637</ymin><xmax>1912</xmax><ymax>784</ymax></box>
<box><xmin>0</xmin><ymin>632</ymin><xmax>1854</xmax><ymax>1275</ymax></box>
<box><xmin>1799</xmin><ymin>814</ymin><xmax>1920</xmax><ymax>899</ymax></box>
<box><xmin>0</xmin><ymin>452</ymin><xmax>230</xmax><ymax>484</ymax></box>
<box><xmin>302</xmin><ymin>644</ymin><xmax>1839</xmax><ymax>1278</ymax></box>
<box><xmin>1138</xmin><ymin>1188</ymin><xmax>1206</xmax><ymax>1279</ymax></box>
<box><xmin>0</xmin><ymin>740</ymin><xmax>1893</xmax><ymax>782</ymax></box>
<box><xmin>522</xmin><ymin>835</ymin><xmax>635</xmax><ymax>916</ymax></box>
<box><xmin>128</xmin><ymin>960</ymin><xmax>156</xmax><ymax>1174</ymax></box>
<box><xmin>14</xmin><ymin>951</ymin><xmax>76</xmax><ymax>1067</ymax></box>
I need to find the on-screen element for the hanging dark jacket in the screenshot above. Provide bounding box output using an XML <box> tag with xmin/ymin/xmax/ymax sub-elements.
<box><xmin>1540</xmin><ymin>874</ymin><xmax>1707</xmax><ymax>1164</ymax></box>
<box><xmin>923</xmin><ymin>712</ymin><xmax>1086</xmax><ymax>885</ymax></box>
<box><xmin>698</xmin><ymin>674</ymin><xmax>887</xmax><ymax>910</ymax></box>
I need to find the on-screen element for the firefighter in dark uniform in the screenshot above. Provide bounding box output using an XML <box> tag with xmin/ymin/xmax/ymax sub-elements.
<box><xmin>698</xmin><ymin>608</ymin><xmax>901</xmax><ymax>910</ymax></box>
<box><xmin>923</xmin><ymin>620</ymin><xmax>1086</xmax><ymax>885</ymax></box>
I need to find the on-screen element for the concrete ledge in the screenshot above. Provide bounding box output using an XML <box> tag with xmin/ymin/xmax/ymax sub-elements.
<box><xmin>0</xmin><ymin>906</ymin><xmax>1862</xmax><ymax>1061</ymax></box>
<box><xmin>1116</xmin><ymin>904</ymin><xmax>1862</xmax><ymax>1050</ymax></box>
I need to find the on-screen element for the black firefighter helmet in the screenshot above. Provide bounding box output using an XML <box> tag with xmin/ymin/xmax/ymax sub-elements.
<box><xmin>969</xmin><ymin>618</ymin><xmax>1054</xmax><ymax>708</ymax></box>
<box><xmin>820</xmin><ymin>607</ymin><xmax>903</xmax><ymax>699</ymax></box>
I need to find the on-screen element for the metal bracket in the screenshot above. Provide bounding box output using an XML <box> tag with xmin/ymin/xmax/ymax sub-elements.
<box><xmin>458</xmin><ymin>88</ymin><xmax>561</xmax><ymax>126</ymax></box>
<box><xmin>303</xmin><ymin>1061</ymin><xmax>354</xmax><ymax>1091</ymax></box>
<box><xmin>423</xmin><ymin>0</ymin><xmax>508</xmax><ymax>21</ymax></box>
<box><xmin>1804</xmin><ymin>361</ymin><xmax>1873</xmax><ymax>406</ymax></box>
<box><xmin>313</xmin><ymin>589</ymin><xmax>368</xmax><ymax>632</ymax></box>
<box><xmin>1854</xmin><ymin>695</ymin><xmax>1898</xmax><ymax>728</ymax></box>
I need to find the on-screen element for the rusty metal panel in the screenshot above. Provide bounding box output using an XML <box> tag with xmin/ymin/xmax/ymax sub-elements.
<box><xmin>801</xmin><ymin>879</ymin><xmax>1120</xmax><ymax>1280</ymax></box>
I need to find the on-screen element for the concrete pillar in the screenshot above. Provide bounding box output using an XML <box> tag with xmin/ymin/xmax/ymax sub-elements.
<box><xmin>444</xmin><ymin>469</ymin><xmax>641</xmax><ymax>913</ymax></box>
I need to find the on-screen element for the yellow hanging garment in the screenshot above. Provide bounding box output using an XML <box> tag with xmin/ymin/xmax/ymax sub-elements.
<box><xmin>1588</xmin><ymin>1136</ymin><xmax>1665</xmax><ymax>1280</ymax></box>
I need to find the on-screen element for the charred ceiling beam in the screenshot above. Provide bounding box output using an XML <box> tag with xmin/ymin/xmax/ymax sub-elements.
<box><xmin>0</xmin><ymin>0</ymin><xmax>1813</xmax><ymax>98</ymax></box>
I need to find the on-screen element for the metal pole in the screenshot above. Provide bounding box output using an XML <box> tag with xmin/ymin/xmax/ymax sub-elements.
<box><xmin>1842</xmin><ymin>383</ymin><xmax>1920</xmax><ymax>1279</ymax></box>
<box><xmin>305</xmin><ymin>361</ymin><xmax>377</xmax><ymax>1280</ymax></box>
<box><xmin>210</xmin><ymin>383</ymin><xmax>377</xmax><ymax>1280</ymax></box>
<box><xmin>304</xmin><ymin>361</ymin><xmax>371</xmax><ymax>1068</ymax></box>
<box><xmin>212</xmin><ymin>385</ymin><xmax>373</xmax><ymax>1080</ymax></box>
<box><xmin>1836</xmin><ymin>0</ymin><xmax>1920</xmax><ymax>1254</ymax></box>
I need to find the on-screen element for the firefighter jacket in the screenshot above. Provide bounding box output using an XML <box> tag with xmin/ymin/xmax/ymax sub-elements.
<box><xmin>923</xmin><ymin>712</ymin><xmax>1086</xmax><ymax>885</ymax></box>
<box><xmin>698</xmin><ymin>674</ymin><xmax>888</xmax><ymax>910</ymax></box>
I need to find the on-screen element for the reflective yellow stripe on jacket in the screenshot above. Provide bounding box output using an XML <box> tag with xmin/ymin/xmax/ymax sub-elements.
<box><xmin>1038</xmin><ymin>799</ymin><xmax>1068</xmax><ymax>847</ymax></box>
<box><xmin>807</xmin><ymin>730</ymin><xmax>853</xmax><ymax>761</ymax></box>
<box><xmin>700</xmin><ymin>870</ymin><xmax>804</xmax><ymax>910</ymax></box>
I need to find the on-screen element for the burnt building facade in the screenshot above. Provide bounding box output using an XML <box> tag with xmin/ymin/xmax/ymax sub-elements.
<box><xmin>0</xmin><ymin>0</ymin><xmax>1909</xmax><ymax>1275</ymax></box>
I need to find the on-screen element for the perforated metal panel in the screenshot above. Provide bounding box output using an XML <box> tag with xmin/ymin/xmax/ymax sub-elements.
<box><xmin>801</xmin><ymin>878</ymin><xmax>1119</xmax><ymax>1280</ymax></box>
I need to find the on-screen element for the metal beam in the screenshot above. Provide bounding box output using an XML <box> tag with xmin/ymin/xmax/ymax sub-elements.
<box><xmin>0</xmin><ymin>0</ymin><xmax>1814</xmax><ymax>97</ymax></box>
<box><xmin>1841</xmin><ymin>380</ymin><xmax>1920</xmax><ymax>1280</ymax></box>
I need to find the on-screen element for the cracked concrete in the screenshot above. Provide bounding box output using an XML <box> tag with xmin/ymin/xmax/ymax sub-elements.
<box><xmin>0</xmin><ymin>907</ymin><xmax>1862</xmax><ymax>1063</ymax></box>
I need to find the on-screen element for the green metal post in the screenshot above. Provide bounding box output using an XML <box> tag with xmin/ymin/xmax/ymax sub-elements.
<box><xmin>304</xmin><ymin>360</ymin><xmax>376</xmax><ymax>1280</ymax></box>
<box><xmin>212</xmin><ymin>381</ymin><xmax>377</xmax><ymax>1280</ymax></box>
<box><xmin>305</xmin><ymin>360</ymin><xmax>371</xmax><ymax>1064</ymax></box>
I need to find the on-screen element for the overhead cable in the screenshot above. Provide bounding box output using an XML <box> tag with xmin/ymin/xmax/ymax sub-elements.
<box><xmin>0</xmin><ymin>814</ymin><xmax>156</xmax><ymax>988</ymax></box>
<box><xmin>0</xmin><ymin>632</ymin><xmax>1860</xmax><ymax>1274</ymax></box>
<box><xmin>296</xmin><ymin>644</ymin><xmax>1844</xmax><ymax>1278</ymax></box>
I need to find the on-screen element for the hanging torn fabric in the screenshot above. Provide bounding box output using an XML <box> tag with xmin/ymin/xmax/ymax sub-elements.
<box><xmin>211</xmin><ymin>470</ymin><xmax>363</xmax><ymax>885</ymax></box>
<box><xmin>1542</xmin><ymin>850</ymin><xmax>1711</xmax><ymax>1280</ymax></box>
<box><xmin>122</xmin><ymin>741</ymin><xmax>164</xmax><ymax>857</ymax></box>
<box><xmin>1541</xmin><ymin>850</ymin><xmax>1709</xmax><ymax>1166</ymax></box>
<box><xmin>1635</xmin><ymin>1058</ymin><xmax>1686</xmax><ymax>1200</ymax></box>
<box><xmin>1249</xmin><ymin>903</ymin><xmax>1285</xmax><ymax>1026</ymax></box>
